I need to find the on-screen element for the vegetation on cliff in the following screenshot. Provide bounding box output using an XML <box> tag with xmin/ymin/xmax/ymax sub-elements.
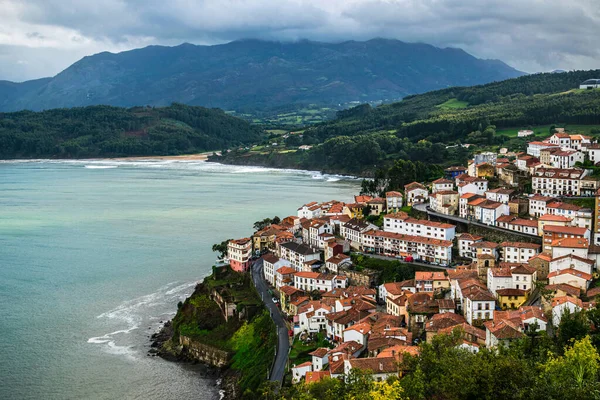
<box><xmin>165</xmin><ymin>266</ymin><xmax>276</xmax><ymax>397</ymax></box>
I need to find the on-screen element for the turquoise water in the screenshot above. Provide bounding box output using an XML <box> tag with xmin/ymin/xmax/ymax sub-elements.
<box><xmin>0</xmin><ymin>160</ymin><xmax>358</xmax><ymax>400</ymax></box>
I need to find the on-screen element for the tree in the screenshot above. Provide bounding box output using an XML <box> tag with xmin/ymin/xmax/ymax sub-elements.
<box><xmin>212</xmin><ymin>239</ymin><xmax>232</xmax><ymax>258</ymax></box>
<box><xmin>369</xmin><ymin>379</ymin><xmax>405</xmax><ymax>400</ymax></box>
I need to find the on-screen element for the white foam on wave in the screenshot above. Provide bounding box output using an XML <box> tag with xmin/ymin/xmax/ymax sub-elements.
<box><xmin>88</xmin><ymin>281</ymin><xmax>197</xmax><ymax>360</ymax></box>
<box><xmin>3</xmin><ymin>158</ymin><xmax>359</xmax><ymax>181</ymax></box>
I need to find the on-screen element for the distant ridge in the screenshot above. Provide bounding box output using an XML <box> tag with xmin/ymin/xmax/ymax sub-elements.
<box><xmin>0</xmin><ymin>38</ymin><xmax>524</xmax><ymax>112</ymax></box>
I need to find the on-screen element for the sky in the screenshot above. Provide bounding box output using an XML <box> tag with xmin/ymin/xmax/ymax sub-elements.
<box><xmin>1</xmin><ymin>0</ymin><xmax>599</xmax><ymax>82</ymax></box>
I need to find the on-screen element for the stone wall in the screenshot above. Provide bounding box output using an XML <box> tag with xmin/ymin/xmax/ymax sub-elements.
<box><xmin>179</xmin><ymin>335</ymin><xmax>232</xmax><ymax>368</ymax></box>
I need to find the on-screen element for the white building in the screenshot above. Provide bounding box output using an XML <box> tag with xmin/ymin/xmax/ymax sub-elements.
<box><xmin>383</xmin><ymin>212</ymin><xmax>456</xmax><ymax>240</ymax></box>
<box><xmin>404</xmin><ymin>182</ymin><xmax>429</xmax><ymax>206</ymax></box>
<box><xmin>385</xmin><ymin>191</ymin><xmax>403</xmax><ymax>211</ymax></box>
<box><xmin>462</xmin><ymin>286</ymin><xmax>496</xmax><ymax>325</ymax></box>
<box><xmin>458</xmin><ymin>233</ymin><xmax>483</xmax><ymax>259</ymax></box>
<box><xmin>531</xmin><ymin>168</ymin><xmax>588</xmax><ymax>196</ymax></box>
<box><xmin>362</xmin><ymin>230</ymin><xmax>453</xmax><ymax>265</ymax></box>
<box><xmin>579</xmin><ymin>79</ymin><xmax>600</xmax><ymax>89</ymax></box>
<box><xmin>263</xmin><ymin>253</ymin><xmax>292</xmax><ymax>287</ymax></box>
<box><xmin>432</xmin><ymin>178</ymin><xmax>454</xmax><ymax>193</ymax></box>
<box><xmin>501</xmin><ymin>242</ymin><xmax>541</xmax><ymax>263</ymax></box>
<box><xmin>552</xmin><ymin>296</ymin><xmax>583</xmax><ymax>326</ymax></box>
<box><xmin>527</xmin><ymin>141</ymin><xmax>559</xmax><ymax>157</ymax></box>
<box><xmin>278</xmin><ymin>242</ymin><xmax>321</xmax><ymax>271</ymax></box>
<box><xmin>340</xmin><ymin>218</ymin><xmax>378</xmax><ymax>249</ymax></box>
<box><xmin>550</xmin><ymin>150</ymin><xmax>585</xmax><ymax>169</ymax></box>
<box><xmin>518</xmin><ymin>130</ymin><xmax>534</xmax><ymax>137</ymax></box>
<box><xmin>298</xmin><ymin>202</ymin><xmax>322</xmax><ymax>219</ymax></box>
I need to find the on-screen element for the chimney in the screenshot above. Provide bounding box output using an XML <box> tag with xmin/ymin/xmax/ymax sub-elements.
<box><xmin>379</xmin><ymin>362</ymin><xmax>383</xmax><ymax>371</ymax></box>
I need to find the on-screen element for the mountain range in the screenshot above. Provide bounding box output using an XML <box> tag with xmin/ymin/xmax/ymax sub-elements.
<box><xmin>0</xmin><ymin>39</ymin><xmax>524</xmax><ymax>113</ymax></box>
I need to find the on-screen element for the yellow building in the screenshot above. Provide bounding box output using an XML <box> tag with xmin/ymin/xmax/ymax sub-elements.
<box><xmin>476</xmin><ymin>163</ymin><xmax>495</xmax><ymax>178</ymax></box>
<box><xmin>496</xmin><ymin>288</ymin><xmax>528</xmax><ymax>310</ymax></box>
<box><xmin>343</xmin><ymin>203</ymin><xmax>365</xmax><ymax>219</ymax></box>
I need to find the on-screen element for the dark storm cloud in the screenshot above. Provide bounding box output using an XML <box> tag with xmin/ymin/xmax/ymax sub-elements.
<box><xmin>1</xmin><ymin>0</ymin><xmax>599</xmax><ymax>81</ymax></box>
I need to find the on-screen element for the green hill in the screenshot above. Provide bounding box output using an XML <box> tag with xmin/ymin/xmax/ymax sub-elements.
<box><xmin>216</xmin><ymin>70</ymin><xmax>600</xmax><ymax>178</ymax></box>
<box><xmin>0</xmin><ymin>103</ymin><xmax>263</xmax><ymax>159</ymax></box>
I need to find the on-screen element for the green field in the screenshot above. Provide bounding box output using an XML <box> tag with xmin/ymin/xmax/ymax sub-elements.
<box><xmin>436</xmin><ymin>98</ymin><xmax>469</xmax><ymax>109</ymax></box>
<box><xmin>496</xmin><ymin>124</ymin><xmax>600</xmax><ymax>138</ymax></box>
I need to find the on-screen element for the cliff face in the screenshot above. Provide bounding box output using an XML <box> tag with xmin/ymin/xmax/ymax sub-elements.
<box><xmin>155</xmin><ymin>266</ymin><xmax>277</xmax><ymax>399</ymax></box>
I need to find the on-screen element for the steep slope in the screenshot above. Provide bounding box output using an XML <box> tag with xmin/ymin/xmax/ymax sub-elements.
<box><xmin>0</xmin><ymin>103</ymin><xmax>263</xmax><ymax>159</ymax></box>
<box><xmin>0</xmin><ymin>39</ymin><xmax>524</xmax><ymax>112</ymax></box>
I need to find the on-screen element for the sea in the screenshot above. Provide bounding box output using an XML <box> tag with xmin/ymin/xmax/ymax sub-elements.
<box><xmin>0</xmin><ymin>159</ymin><xmax>359</xmax><ymax>400</ymax></box>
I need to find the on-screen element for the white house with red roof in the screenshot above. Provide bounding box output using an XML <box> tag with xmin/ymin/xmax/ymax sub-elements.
<box><xmin>227</xmin><ymin>238</ymin><xmax>253</xmax><ymax>272</ymax></box>
<box><xmin>457</xmin><ymin>233</ymin><xmax>484</xmax><ymax>259</ymax></box>
<box><xmin>549</xmin><ymin>254</ymin><xmax>595</xmax><ymax>276</ymax></box>
<box><xmin>501</xmin><ymin>242</ymin><xmax>541</xmax><ymax>263</ymax></box>
<box><xmin>432</xmin><ymin>178</ymin><xmax>454</xmax><ymax>193</ymax></box>
<box><xmin>527</xmin><ymin>141</ymin><xmax>559</xmax><ymax>157</ymax></box>
<box><xmin>385</xmin><ymin>191</ymin><xmax>403</xmax><ymax>211</ymax></box>
<box><xmin>414</xmin><ymin>271</ymin><xmax>449</xmax><ymax>293</ymax></box>
<box><xmin>552</xmin><ymin>296</ymin><xmax>583</xmax><ymax>326</ymax></box>
<box><xmin>548</xmin><ymin>269</ymin><xmax>592</xmax><ymax>290</ymax></box>
<box><xmin>404</xmin><ymin>182</ymin><xmax>428</xmax><ymax>206</ymax></box>
<box><xmin>297</xmin><ymin>202</ymin><xmax>322</xmax><ymax>219</ymax></box>
<box><xmin>383</xmin><ymin>212</ymin><xmax>456</xmax><ymax>240</ymax></box>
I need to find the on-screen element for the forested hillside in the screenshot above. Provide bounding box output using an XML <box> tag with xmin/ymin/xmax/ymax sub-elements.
<box><xmin>217</xmin><ymin>70</ymin><xmax>600</xmax><ymax>179</ymax></box>
<box><xmin>0</xmin><ymin>103</ymin><xmax>263</xmax><ymax>158</ymax></box>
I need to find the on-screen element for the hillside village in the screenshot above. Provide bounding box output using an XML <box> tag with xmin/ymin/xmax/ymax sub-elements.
<box><xmin>224</xmin><ymin>127</ymin><xmax>600</xmax><ymax>386</ymax></box>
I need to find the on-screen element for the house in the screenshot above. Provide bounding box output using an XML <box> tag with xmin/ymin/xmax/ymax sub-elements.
<box><xmin>462</xmin><ymin>286</ymin><xmax>496</xmax><ymax>325</ymax></box>
<box><xmin>542</xmin><ymin>225</ymin><xmax>590</xmax><ymax>254</ymax></box>
<box><xmin>456</xmin><ymin>174</ymin><xmax>488</xmax><ymax>195</ymax></box>
<box><xmin>496</xmin><ymin>289</ymin><xmax>528</xmax><ymax>309</ymax></box>
<box><xmin>485</xmin><ymin>188</ymin><xmax>516</xmax><ymax>204</ymax></box>
<box><xmin>406</xmin><ymin>293</ymin><xmax>439</xmax><ymax>331</ymax></box>
<box><xmin>275</xmin><ymin>266</ymin><xmax>297</xmax><ymax>289</ymax></box>
<box><xmin>529</xmin><ymin>195</ymin><xmax>558</xmax><ymax>218</ymax></box>
<box><xmin>516</xmin><ymin>155</ymin><xmax>540</xmax><ymax>172</ymax></box>
<box><xmin>445</xmin><ymin>166</ymin><xmax>468</xmax><ymax>179</ymax></box>
<box><xmin>404</xmin><ymin>182</ymin><xmax>428</xmax><ymax>206</ymax></box>
<box><xmin>343</xmin><ymin>357</ymin><xmax>400</xmax><ymax>382</ymax></box>
<box><xmin>429</xmin><ymin>190</ymin><xmax>460</xmax><ymax>215</ymax></box>
<box><xmin>414</xmin><ymin>271</ymin><xmax>449</xmax><ymax>293</ymax></box>
<box><xmin>366</xmin><ymin>198</ymin><xmax>386</xmax><ymax>216</ymax></box>
<box><xmin>227</xmin><ymin>238</ymin><xmax>253</xmax><ymax>272</ymax></box>
<box><xmin>457</xmin><ymin>233</ymin><xmax>483</xmax><ymax>259</ymax></box>
<box><xmin>501</xmin><ymin>242</ymin><xmax>541</xmax><ymax>263</ymax></box>
<box><xmin>309</xmin><ymin>348</ymin><xmax>330</xmax><ymax>371</ymax></box>
<box><xmin>527</xmin><ymin>141</ymin><xmax>559</xmax><ymax>157</ymax></box>
<box><xmin>341</xmin><ymin>218</ymin><xmax>378</xmax><ymax>249</ymax></box>
<box><xmin>343</xmin><ymin>322</ymin><xmax>371</xmax><ymax>345</ymax></box>
<box><xmin>549</xmin><ymin>254</ymin><xmax>595</xmax><ymax>276</ymax></box>
<box><xmin>487</xmin><ymin>264</ymin><xmax>537</xmax><ymax>298</ymax></box>
<box><xmin>301</xmin><ymin>219</ymin><xmax>334</xmax><ymax>249</ymax></box>
<box><xmin>298</xmin><ymin>202</ymin><xmax>322</xmax><ymax>219</ymax></box>
<box><xmin>278</xmin><ymin>241</ymin><xmax>321</xmax><ymax>271</ymax></box>
<box><xmin>383</xmin><ymin>212</ymin><xmax>456</xmax><ymax>241</ymax></box>
<box><xmin>379</xmin><ymin>280</ymin><xmax>416</xmax><ymax>302</ymax></box>
<box><xmin>386</xmin><ymin>292</ymin><xmax>411</xmax><ymax>319</ymax></box>
<box><xmin>297</xmin><ymin>301</ymin><xmax>335</xmax><ymax>334</ymax></box>
<box><xmin>531</xmin><ymin>168</ymin><xmax>588</xmax><ymax>196</ymax></box>
<box><xmin>432</xmin><ymin>178</ymin><xmax>454</xmax><ymax>193</ymax></box>
<box><xmin>294</xmin><ymin>272</ymin><xmax>348</xmax><ymax>293</ymax></box>
<box><xmin>552</xmin><ymin>296</ymin><xmax>583</xmax><ymax>326</ymax></box>
<box><xmin>305</xmin><ymin>371</ymin><xmax>330</xmax><ymax>384</ymax></box>
<box><xmin>580</xmin><ymin>79</ymin><xmax>600</xmax><ymax>89</ymax></box>
<box><xmin>518</xmin><ymin>130</ymin><xmax>534</xmax><ymax>137</ymax></box>
<box><xmin>325</xmin><ymin>253</ymin><xmax>352</xmax><ymax>274</ymax></box>
<box><xmin>460</xmin><ymin>193</ymin><xmax>483</xmax><ymax>218</ymax></box>
<box><xmin>473</xmin><ymin>200</ymin><xmax>510</xmax><ymax>226</ymax></box>
<box><xmin>361</xmin><ymin>230</ymin><xmax>453</xmax><ymax>265</ymax></box>
<box><xmin>424</xmin><ymin>312</ymin><xmax>466</xmax><ymax>342</ymax></box>
<box><xmin>263</xmin><ymin>253</ymin><xmax>292</xmax><ymax>287</ymax></box>
<box><xmin>484</xmin><ymin>319</ymin><xmax>524</xmax><ymax>348</ymax></box>
<box><xmin>495</xmin><ymin>215</ymin><xmax>539</xmax><ymax>236</ymax></box>
<box><xmin>292</xmin><ymin>361</ymin><xmax>313</xmax><ymax>383</ymax></box>
<box><xmin>549</xmin><ymin>149</ymin><xmax>585</xmax><ymax>169</ymax></box>
<box><xmin>570</xmin><ymin>134</ymin><xmax>593</xmax><ymax>151</ymax></box>
<box><xmin>538</xmin><ymin>214</ymin><xmax>573</xmax><ymax>237</ymax></box>
<box><xmin>343</xmin><ymin>203</ymin><xmax>366</xmax><ymax>219</ymax></box>
<box><xmin>548</xmin><ymin>269</ymin><xmax>592</xmax><ymax>290</ymax></box>
<box><xmin>385</xmin><ymin>191</ymin><xmax>403</xmax><ymax>212</ymax></box>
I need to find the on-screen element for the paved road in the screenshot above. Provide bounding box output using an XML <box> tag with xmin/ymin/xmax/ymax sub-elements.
<box><xmin>414</xmin><ymin>203</ymin><xmax>542</xmax><ymax>242</ymax></box>
<box><xmin>251</xmin><ymin>259</ymin><xmax>289</xmax><ymax>384</ymax></box>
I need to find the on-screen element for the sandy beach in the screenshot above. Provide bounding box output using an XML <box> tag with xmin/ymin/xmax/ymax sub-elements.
<box><xmin>100</xmin><ymin>152</ymin><xmax>214</xmax><ymax>162</ymax></box>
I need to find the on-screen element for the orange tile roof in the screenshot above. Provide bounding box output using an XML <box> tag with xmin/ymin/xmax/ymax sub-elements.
<box><xmin>550</xmin><ymin>238</ymin><xmax>589</xmax><ymax>248</ymax></box>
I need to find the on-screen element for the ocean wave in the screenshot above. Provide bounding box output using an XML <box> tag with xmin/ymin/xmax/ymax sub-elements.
<box><xmin>1</xmin><ymin>158</ymin><xmax>359</xmax><ymax>181</ymax></box>
<box><xmin>88</xmin><ymin>281</ymin><xmax>196</xmax><ymax>359</ymax></box>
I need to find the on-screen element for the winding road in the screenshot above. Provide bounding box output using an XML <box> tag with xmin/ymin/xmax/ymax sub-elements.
<box><xmin>251</xmin><ymin>259</ymin><xmax>289</xmax><ymax>384</ymax></box>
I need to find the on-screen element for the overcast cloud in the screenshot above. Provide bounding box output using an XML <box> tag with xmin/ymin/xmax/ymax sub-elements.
<box><xmin>0</xmin><ymin>0</ymin><xmax>599</xmax><ymax>81</ymax></box>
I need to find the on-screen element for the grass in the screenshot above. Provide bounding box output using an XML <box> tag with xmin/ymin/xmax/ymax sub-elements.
<box><xmin>289</xmin><ymin>333</ymin><xmax>330</xmax><ymax>365</ymax></box>
<box><xmin>436</xmin><ymin>98</ymin><xmax>469</xmax><ymax>109</ymax></box>
<box><xmin>496</xmin><ymin>124</ymin><xmax>600</xmax><ymax>138</ymax></box>
<box><xmin>266</xmin><ymin>129</ymin><xmax>288</xmax><ymax>135</ymax></box>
